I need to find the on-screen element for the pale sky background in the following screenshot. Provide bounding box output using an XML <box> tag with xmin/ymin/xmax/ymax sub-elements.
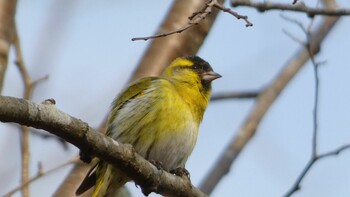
<box><xmin>1</xmin><ymin>0</ymin><xmax>350</xmax><ymax>197</ymax></box>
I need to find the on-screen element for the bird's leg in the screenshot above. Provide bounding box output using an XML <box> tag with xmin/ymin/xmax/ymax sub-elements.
<box><xmin>139</xmin><ymin>160</ymin><xmax>164</xmax><ymax>196</ymax></box>
<box><xmin>149</xmin><ymin>160</ymin><xmax>164</xmax><ymax>170</ymax></box>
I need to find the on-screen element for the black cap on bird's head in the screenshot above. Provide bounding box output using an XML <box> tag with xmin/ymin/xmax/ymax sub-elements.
<box><xmin>185</xmin><ymin>56</ymin><xmax>221</xmax><ymax>83</ymax></box>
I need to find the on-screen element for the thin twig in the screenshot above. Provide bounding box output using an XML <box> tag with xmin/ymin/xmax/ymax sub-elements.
<box><xmin>282</xmin><ymin>1</ymin><xmax>350</xmax><ymax>195</ymax></box>
<box><xmin>231</xmin><ymin>0</ymin><xmax>350</xmax><ymax>17</ymax></box>
<box><xmin>13</xmin><ymin>27</ymin><xmax>49</xmax><ymax>197</ymax></box>
<box><xmin>210</xmin><ymin>91</ymin><xmax>259</xmax><ymax>101</ymax></box>
<box><xmin>132</xmin><ymin>24</ymin><xmax>193</xmax><ymax>41</ymax></box>
<box><xmin>14</xmin><ymin>26</ymin><xmax>32</xmax><ymax>197</ymax></box>
<box><xmin>283</xmin><ymin>22</ymin><xmax>321</xmax><ymax>196</ymax></box>
<box><xmin>132</xmin><ymin>0</ymin><xmax>251</xmax><ymax>41</ymax></box>
<box><xmin>318</xmin><ymin>145</ymin><xmax>350</xmax><ymax>159</ymax></box>
<box><xmin>4</xmin><ymin>158</ymin><xmax>78</xmax><ymax>197</ymax></box>
<box><xmin>213</xmin><ymin>2</ymin><xmax>253</xmax><ymax>27</ymax></box>
<box><xmin>284</xmin><ymin>144</ymin><xmax>350</xmax><ymax>196</ymax></box>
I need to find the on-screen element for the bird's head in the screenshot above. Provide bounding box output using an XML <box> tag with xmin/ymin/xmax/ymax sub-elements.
<box><xmin>163</xmin><ymin>56</ymin><xmax>221</xmax><ymax>93</ymax></box>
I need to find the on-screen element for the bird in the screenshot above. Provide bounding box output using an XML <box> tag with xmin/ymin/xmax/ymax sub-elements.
<box><xmin>75</xmin><ymin>56</ymin><xmax>221</xmax><ymax>197</ymax></box>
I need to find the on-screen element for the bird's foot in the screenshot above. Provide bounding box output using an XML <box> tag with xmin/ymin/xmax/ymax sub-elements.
<box><xmin>149</xmin><ymin>160</ymin><xmax>164</xmax><ymax>170</ymax></box>
<box><xmin>170</xmin><ymin>167</ymin><xmax>191</xmax><ymax>181</ymax></box>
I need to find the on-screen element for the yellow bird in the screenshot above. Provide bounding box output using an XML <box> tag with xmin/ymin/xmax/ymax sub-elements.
<box><xmin>76</xmin><ymin>56</ymin><xmax>221</xmax><ymax>197</ymax></box>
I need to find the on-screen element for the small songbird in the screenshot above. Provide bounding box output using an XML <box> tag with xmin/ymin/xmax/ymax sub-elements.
<box><xmin>76</xmin><ymin>56</ymin><xmax>221</xmax><ymax>197</ymax></box>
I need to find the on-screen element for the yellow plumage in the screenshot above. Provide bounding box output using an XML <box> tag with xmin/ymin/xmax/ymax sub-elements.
<box><xmin>76</xmin><ymin>56</ymin><xmax>221</xmax><ymax>197</ymax></box>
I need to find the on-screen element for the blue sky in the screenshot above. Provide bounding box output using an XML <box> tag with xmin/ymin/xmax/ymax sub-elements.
<box><xmin>1</xmin><ymin>1</ymin><xmax>350</xmax><ymax>196</ymax></box>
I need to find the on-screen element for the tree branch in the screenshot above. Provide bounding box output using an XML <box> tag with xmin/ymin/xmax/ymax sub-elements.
<box><xmin>231</xmin><ymin>0</ymin><xmax>350</xmax><ymax>17</ymax></box>
<box><xmin>199</xmin><ymin>11</ymin><xmax>340</xmax><ymax>195</ymax></box>
<box><xmin>132</xmin><ymin>0</ymin><xmax>251</xmax><ymax>41</ymax></box>
<box><xmin>14</xmin><ymin>26</ymin><xmax>32</xmax><ymax>197</ymax></box>
<box><xmin>4</xmin><ymin>158</ymin><xmax>78</xmax><ymax>197</ymax></box>
<box><xmin>0</xmin><ymin>96</ymin><xmax>207</xmax><ymax>197</ymax></box>
<box><xmin>130</xmin><ymin>0</ymin><xmax>225</xmax><ymax>82</ymax></box>
<box><xmin>210</xmin><ymin>91</ymin><xmax>259</xmax><ymax>101</ymax></box>
<box><xmin>281</xmin><ymin>0</ymin><xmax>350</xmax><ymax>196</ymax></box>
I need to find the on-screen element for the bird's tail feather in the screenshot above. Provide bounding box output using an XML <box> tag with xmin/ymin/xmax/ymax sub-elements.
<box><xmin>92</xmin><ymin>164</ymin><xmax>129</xmax><ymax>197</ymax></box>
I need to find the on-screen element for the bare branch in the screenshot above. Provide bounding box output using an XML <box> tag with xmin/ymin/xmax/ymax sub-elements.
<box><xmin>210</xmin><ymin>91</ymin><xmax>259</xmax><ymax>101</ymax></box>
<box><xmin>318</xmin><ymin>145</ymin><xmax>350</xmax><ymax>159</ymax></box>
<box><xmin>282</xmin><ymin>1</ymin><xmax>349</xmax><ymax>195</ymax></box>
<box><xmin>231</xmin><ymin>0</ymin><xmax>350</xmax><ymax>17</ymax></box>
<box><xmin>0</xmin><ymin>96</ymin><xmax>207</xmax><ymax>197</ymax></box>
<box><xmin>199</xmin><ymin>12</ymin><xmax>340</xmax><ymax>195</ymax></box>
<box><xmin>284</xmin><ymin>144</ymin><xmax>350</xmax><ymax>197</ymax></box>
<box><xmin>213</xmin><ymin>1</ymin><xmax>253</xmax><ymax>27</ymax></box>
<box><xmin>132</xmin><ymin>24</ymin><xmax>193</xmax><ymax>41</ymax></box>
<box><xmin>132</xmin><ymin>0</ymin><xmax>251</xmax><ymax>41</ymax></box>
<box><xmin>14</xmin><ymin>26</ymin><xmax>31</xmax><ymax>197</ymax></box>
<box><xmin>4</xmin><ymin>158</ymin><xmax>78</xmax><ymax>197</ymax></box>
<box><xmin>130</xmin><ymin>0</ymin><xmax>224</xmax><ymax>81</ymax></box>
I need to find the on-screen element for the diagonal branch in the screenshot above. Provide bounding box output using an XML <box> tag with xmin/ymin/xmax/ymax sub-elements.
<box><xmin>0</xmin><ymin>96</ymin><xmax>207</xmax><ymax>197</ymax></box>
<box><xmin>4</xmin><ymin>158</ymin><xmax>78</xmax><ymax>197</ymax></box>
<box><xmin>199</xmin><ymin>12</ymin><xmax>340</xmax><ymax>195</ymax></box>
<box><xmin>283</xmin><ymin>144</ymin><xmax>350</xmax><ymax>197</ymax></box>
<box><xmin>132</xmin><ymin>0</ymin><xmax>251</xmax><ymax>41</ymax></box>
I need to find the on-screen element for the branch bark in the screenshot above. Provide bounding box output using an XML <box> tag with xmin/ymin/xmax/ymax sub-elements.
<box><xmin>199</xmin><ymin>13</ymin><xmax>340</xmax><ymax>195</ymax></box>
<box><xmin>0</xmin><ymin>0</ymin><xmax>17</xmax><ymax>92</ymax></box>
<box><xmin>0</xmin><ymin>96</ymin><xmax>207</xmax><ymax>197</ymax></box>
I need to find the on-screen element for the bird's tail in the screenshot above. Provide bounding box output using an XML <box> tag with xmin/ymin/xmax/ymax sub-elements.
<box><xmin>92</xmin><ymin>164</ymin><xmax>129</xmax><ymax>197</ymax></box>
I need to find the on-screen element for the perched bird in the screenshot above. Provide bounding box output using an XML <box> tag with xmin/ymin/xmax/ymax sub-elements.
<box><xmin>76</xmin><ymin>56</ymin><xmax>221</xmax><ymax>197</ymax></box>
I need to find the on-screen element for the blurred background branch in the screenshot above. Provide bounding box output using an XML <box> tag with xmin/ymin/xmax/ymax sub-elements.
<box><xmin>231</xmin><ymin>0</ymin><xmax>350</xmax><ymax>17</ymax></box>
<box><xmin>0</xmin><ymin>0</ymin><xmax>17</xmax><ymax>93</ymax></box>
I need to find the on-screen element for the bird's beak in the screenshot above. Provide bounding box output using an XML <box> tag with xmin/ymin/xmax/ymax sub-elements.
<box><xmin>202</xmin><ymin>71</ymin><xmax>222</xmax><ymax>82</ymax></box>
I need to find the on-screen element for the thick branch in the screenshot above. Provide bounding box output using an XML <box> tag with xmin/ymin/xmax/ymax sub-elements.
<box><xmin>199</xmin><ymin>14</ymin><xmax>340</xmax><ymax>195</ymax></box>
<box><xmin>0</xmin><ymin>96</ymin><xmax>207</xmax><ymax>197</ymax></box>
<box><xmin>231</xmin><ymin>0</ymin><xmax>350</xmax><ymax>17</ymax></box>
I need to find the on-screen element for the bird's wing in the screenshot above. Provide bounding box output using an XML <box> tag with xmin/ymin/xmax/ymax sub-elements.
<box><xmin>106</xmin><ymin>77</ymin><xmax>159</xmax><ymax>135</ymax></box>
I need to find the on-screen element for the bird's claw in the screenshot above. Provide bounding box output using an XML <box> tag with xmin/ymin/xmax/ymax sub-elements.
<box><xmin>149</xmin><ymin>160</ymin><xmax>164</xmax><ymax>170</ymax></box>
<box><xmin>170</xmin><ymin>167</ymin><xmax>191</xmax><ymax>181</ymax></box>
